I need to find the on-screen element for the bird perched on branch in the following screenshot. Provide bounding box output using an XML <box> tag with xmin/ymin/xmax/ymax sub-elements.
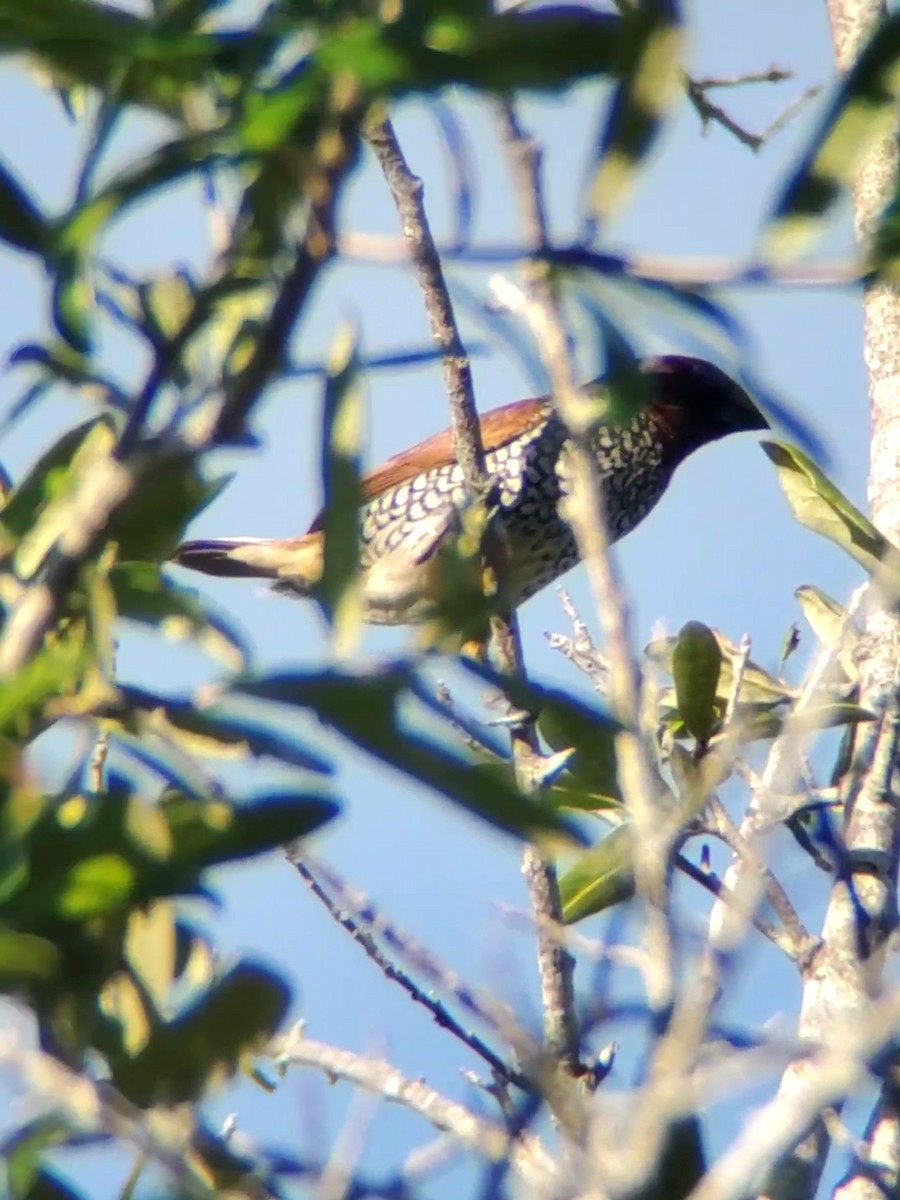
<box><xmin>173</xmin><ymin>356</ymin><xmax>767</xmax><ymax>626</ymax></box>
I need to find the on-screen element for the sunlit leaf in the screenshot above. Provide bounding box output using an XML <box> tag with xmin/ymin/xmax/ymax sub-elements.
<box><xmin>160</xmin><ymin>790</ymin><xmax>338</xmax><ymax>869</ymax></box>
<box><xmin>113</xmin><ymin>685</ymin><xmax>333</xmax><ymax>776</ymax></box>
<box><xmin>0</xmin><ymin>928</ymin><xmax>60</xmax><ymax>983</ymax></box>
<box><xmin>795</xmin><ymin>583</ymin><xmax>859</xmax><ymax>678</ymax></box>
<box><xmin>586</xmin><ymin>5</ymin><xmax>682</xmax><ymax>223</ymax></box>
<box><xmin>647</xmin><ymin>629</ymin><xmax>791</xmax><ymax>707</ymax></box>
<box><xmin>761</xmin><ymin>440</ymin><xmax>900</xmax><ymax>591</ymax></box>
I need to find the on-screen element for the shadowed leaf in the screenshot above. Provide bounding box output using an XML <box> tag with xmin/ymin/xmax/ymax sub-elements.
<box><xmin>672</xmin><ymin>621</ymin><xmax>722</xmax><ymax>743</ymax></box>
<box><xmin>111</xmin><ymin>962</ymin><xmax>289</xmax><ymax>1106</ymax></box>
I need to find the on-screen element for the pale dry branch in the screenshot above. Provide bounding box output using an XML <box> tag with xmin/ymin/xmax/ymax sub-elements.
<box><xmin>272</xmin><ymin>1025</ymin><xmax>555</xmax><ymax>1187</ymax></box>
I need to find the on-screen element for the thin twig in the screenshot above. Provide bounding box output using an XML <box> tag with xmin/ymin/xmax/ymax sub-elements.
<box><xmin>272</xmin><ymin>1025</ymin><xmax>555</xmax><ymax>1186</ymax></box>
<box><xmin>287</xmin><ymin>852</ymin><xmax>531</xmax><ymax>1091</ymax></box>
<box><xmin>337</xmin><ymin>232</ymin><xmax>865</xmax><ymax>290</ymax></box>
<box><xmin>365</xmin><ymin>115</ymin><xmax>487</xmax><ymax>495</ymax></box>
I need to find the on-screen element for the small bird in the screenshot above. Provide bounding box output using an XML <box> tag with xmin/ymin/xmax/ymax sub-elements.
<box><xmin>173</xmin><ymin>356</ymin><xmax>768</xmax><ymax>625</ymax></box>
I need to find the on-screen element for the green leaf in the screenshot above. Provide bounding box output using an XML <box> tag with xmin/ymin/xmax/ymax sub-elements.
<box><xmin>237</xmin><ymin>665</ymin><xmax>585</xmax><ymax>848</ymax></box>
<box><xmin>0</xmin><ymin>416</ymin><xmax>113</xmax><ymax>545</ymax></box>
<box><xmin>0</xmin><ymin>629</ymin><xmax>91</xmax><ymax>743</ymax></box>
<box><xmin>111</xmin><ymin>962</ymin><xmax>289</xmax><ymax>1106</ymax></box>
<box><xmin>111</xmin><ymin>561</ymin><xmax>249</xmax><ymax>669</ymax></box>
<box><xmin>647</xmin><ymin>630</ymin><xmax>791</xmax><ymax>707</ymax></box>
<box><xmin>0</xmin><ymin>929</ymin><xmax>60</xmax><ymax>983</ymax></box>
<box><xmin>765</xmin><ymin>14</ymin><xmax>900</xmax><ymax>260</ymax></box>
<box><xmin>559</xmin><ymin>823</ymin><xmax>635</xmax><ymax>923</ymax></box>
<box><xmin>536</xmin><ymin>700</ymin><xmax>621</xmax><ymax>808</ymax></box>
<box><xmin>0</xmin><ymin>157</ymin><xmax>51</xmax><ymax>256</ymax></box>
<box><xmin>726</xmin><ymin>701</ymin><xmax>876</xmax><ymax>743</ymax></box>
<box><xmin>160</xmin><ymin>791</ymin><xmax>338</xmax><ymax>870</ymax></box>
<box><xmin>587</xmin><ymin>6</ymin><xmax>682</xmax><ymax>222</ymax></box>
<box><xmin>319</xmin><ymin>322</ymin><xmax>364</xmax><ymax>656</ymax></box>
<box><xmin>795</xmin><ymin>584</ymin><xmax>859</xmax><ymax>677</ymax></box>
<box><xmin>672</xmin><ymin>621</ymin><xmax>722</xmax><ymax>743</ymax></box>
<box><xmin>761</xmin><ymin>440</ymin><xmax>900</xmax><ymax>588</ymax></box>
<box><xmin>1</xmin><ymin>1115</ymin><xmax>74</xmax><ymax>1199</ymax></box>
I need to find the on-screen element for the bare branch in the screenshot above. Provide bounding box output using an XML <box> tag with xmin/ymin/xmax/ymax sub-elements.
<box><xmin>365</xmin><ymin>109</ymin><xmax>582</xmax><ymax>1081</ymax></box>
<box><xmin>272</xmin><ymin>1024</ymin><xmax>555</xmax><ymax>1186</ymax></box>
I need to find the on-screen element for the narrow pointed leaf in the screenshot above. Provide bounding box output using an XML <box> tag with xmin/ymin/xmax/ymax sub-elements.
<box><xmin>0</xmin><ymin>157</ymin><xmax>51</xmax><ymax>256</ymax></box>
<box><xmin>560</xmin><ymin>823</ymin><xmax>635</xmax><ymax>923</ymax></box>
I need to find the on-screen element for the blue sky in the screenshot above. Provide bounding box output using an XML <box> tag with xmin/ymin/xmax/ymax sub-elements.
<box><xmin>0</xmin><ymin>1</ymin><xmax>881</xmax><ymax>1194</ymax></box>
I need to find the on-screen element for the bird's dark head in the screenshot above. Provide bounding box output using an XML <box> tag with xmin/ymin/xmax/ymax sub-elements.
<box><xmin>644</xmin><ymin>355</ymin><xmax>769</xmax><ymax>460</ymax></box>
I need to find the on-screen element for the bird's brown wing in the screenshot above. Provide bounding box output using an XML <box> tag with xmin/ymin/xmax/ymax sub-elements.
<box><xmin>306</xmin><ymin>397</ymin><xmax>548</xmax><ymax>534</ymax></box>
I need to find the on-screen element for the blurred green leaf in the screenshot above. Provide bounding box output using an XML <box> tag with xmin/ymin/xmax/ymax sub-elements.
<box><xmin>537</xmin><ymin>700</ymin><xmax>622</xmax><ymax>808</ymax></box>
<box><xmin>112</xmin><ymin>961</ymin><xmax>289</xmax><ymax>1106</ymax></box>
<box><xmin>111</xmin><ymin>561</ymin><xmax>249</xmax><ymax>669</ymax></box>
<box><xmin>0</xmin><ymin>416</ymin><xmax>113</xmax><ymax>546</ymax></box>
<box><xmin>587</xmin><ymin>5</ymin><xmax>682</xmax><ymax>222</ymax></box>
<box><xmin>761</xmin><ymin>440</ymin><xmax>900</xmax><ymax>589</ymax></box>
<box><xmin>237</xmin><ymin>665</ymin><xmax>586</xmax><ymax>848</ymax></box>
<box><xmin>113</xmin><ymin>685</ymin><xmax>333</xmax><ymax>776</ymax></box>
<box><xmin>727</xmin><ymin>700</ymin><xmax>875</xmax><ymax>742</ymax></box>
<box><xmin>765</xmin><ymin>14</ymin><xmax>900</xmax><ymax>260</ymax></box>
<box><xmin>109</xmin><ymin>456</ymin><xmax>230</xmax><ymax>564</ymax></box>
<box><xmin>0</xmin><ymin>628</ymin><xmax>91</xmax><ymax>743</ymax></box>
<box><xmin>56</xmin><ymin>853</ymin><xmax>135</xmax><ymax>919</ymax></box>
<box><xmin>319</xmin><ymin>322</ymin><xmax>364</xmax><ymax>655</ymax></box>
<box><xmin>160</xmin><ymin>790</ymin><xmax>337</xmax><ymax>870</ymax></box>
<box><xmin>0</xmin><ymin>0</ymin><xmax>271</xmax><ymax>115</ymax></box>
<box><xmin>672</xmin><ymin>621</ymin><xmax>722</xmax><ymax>743</ymax></box>
<box><xmin>1</xmin><ymin>1115</ymin><xmax>74</xmax><ymax>1199</ymax></box>
<box><xmin>0</xmin><ymin>157</ymin><xmax>51</xmax><ymax>256</ymax></box>
<box><xmin>560</xmin><ymin>822</ymin><xmax>635</xmax><ymax>922</ymax></box>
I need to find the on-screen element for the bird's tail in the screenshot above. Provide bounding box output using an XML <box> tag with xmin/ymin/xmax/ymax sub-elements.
<box><xmin>172</xmin><ymin>534</ymin><xmax>324</xmax><ymax>596</ymax></box>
